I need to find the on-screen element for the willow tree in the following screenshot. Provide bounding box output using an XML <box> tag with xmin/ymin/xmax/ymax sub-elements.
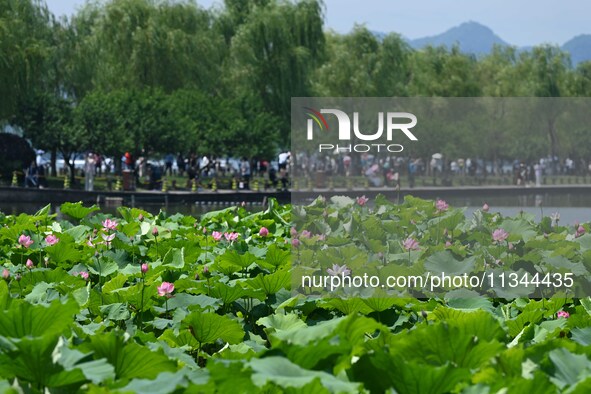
<box><xmin>81</xmin><ymin>0</ymin><xmax>224</xmax><ymax>93</ymax></box>
<box><xmin>311</xmin><ymin>27</ymin><xmax>411</xmax><ymax>97</ymax></box>
<box><xmin>224</xmin><ymin>0</ymin><xmax>325</xmax><ymax>147</ymax></box>
<box><xmin>517</xmin><ymin>45</ymin><xmax>573</xmax><ymax>159</ymax></box>
<box><xmin>312</xmin><ymin>27</ymin><xmax>380</xmax><ymax>96</ymax></box>
<box><xmin>407</xmin><ymin>45</ymin><xmax>482</xmax><ymax>97</ymax></box>
<box><xmin>0</xmin><ymin>0</ymin><xmax>52</xmax><ymax>120</ymax></box>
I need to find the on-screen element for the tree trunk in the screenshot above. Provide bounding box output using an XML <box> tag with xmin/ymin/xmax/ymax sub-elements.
<box><xmin>50</xmin><ymin>148</ymin><xmax>57</xmax><ymax>177</ymax></box>
<box><xmin>547</xmin><ymin>117</ymin><xmax>559</xmax><ymax>158</ymax></box>
<box><xmin>62</xmin><ymin>151</ymin><xmax>77</xmax><ymax>186</ymax></box>
<box><xmin>114</xmin><ymin>156</ymin><xmax>122</xmax><ymax>175</ymax></box>
<box><xmin>68</xmin><ymin>162</ymin><xmax>76</xmax><ymax>186</ymax></box>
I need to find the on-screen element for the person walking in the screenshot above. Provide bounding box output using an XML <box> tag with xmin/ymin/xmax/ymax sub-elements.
<box><xmin>84</xmin><ymin>153</ymin><xmax>96</xmax><ymax>191</ymax></box>
<box><xmin>24</xmin><ymin>161</ymin><xmax>39</xmax><ymax>188</ymax></box>
<box><xmin>240</xmin><ymin>157</ymin><xmax>251</xmax><ymax>189</ymax></box>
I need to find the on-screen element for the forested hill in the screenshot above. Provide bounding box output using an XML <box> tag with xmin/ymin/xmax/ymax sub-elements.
<box><xmin>373</xmin><ymin>21</ymin><xmax>591</xmax><ymax>65</ymax></box>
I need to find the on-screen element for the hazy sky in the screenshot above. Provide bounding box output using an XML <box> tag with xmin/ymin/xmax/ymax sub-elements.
<box><xmin>45</xmin><ymin>0</ymin><xmax>590</xmax><ymax>46</ymax></box>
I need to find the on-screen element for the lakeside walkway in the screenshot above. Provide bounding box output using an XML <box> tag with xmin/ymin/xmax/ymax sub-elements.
<box><xmin>2</xmin><ymin>184</ymin><xmax>591</xmax><ymax>206</ymax></box>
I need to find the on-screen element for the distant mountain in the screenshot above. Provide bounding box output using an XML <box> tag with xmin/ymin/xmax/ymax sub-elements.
<box><xmin>562</xmin><ymin>35</ymin><xmax>591</xmax><ymax>66</ymax></box>
<box><xmin>409</xmin><ymin>21</ymin><xmax>508</xmax><ymax>55</ymax></box>
<box><xmin>370</xmin><ymin>21</ymin><xmax>591</xmax><ymax>66</ymax></box>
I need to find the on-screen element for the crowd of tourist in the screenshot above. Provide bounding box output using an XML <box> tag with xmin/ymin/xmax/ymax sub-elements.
<box><xmin>22</xmin><ymin>149</ymin><xmax>590</xmax><ymax>191</ymax></box>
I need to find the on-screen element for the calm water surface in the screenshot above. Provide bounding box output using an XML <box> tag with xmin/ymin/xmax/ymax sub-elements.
<box><xmin>1</xmin><ymin>191</ymin><xmax>590</xmax><ymax>224</ymax></box>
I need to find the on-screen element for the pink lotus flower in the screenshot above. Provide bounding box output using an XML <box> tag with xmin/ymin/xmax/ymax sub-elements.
<box><xmin>224</xmin><ymin>232</ymin><xmax>239</xmax><ymax>242</ymax></box>
<box><xmin>152</xmin><ymin>227</ymin><xmax>159</xmax><ymax>236</ymax></box>
<box><xmin>356</xmin><ymin>195</ymin><xmax>369</xmax><ymax>206</ymax></box>
<box><xmin>435</xmin><ymin>199</ymin><xmax>448</xmax><ymax>212</ymax></box>
<box><xmin>402</xmin><ymin>237</ymin><xmax>420</xmax><ymax>251</ymax></box>
<box><xmin>102</xmin><ymin>218</ymin><xmax>118</xmax><ymax>231</ymax></box>
<box><xmin>508</xmin><ymin>242</ymin><xmax>514</xmax><ymax>250</ymax></box>
<box><xmin>292</xmin><ymin>238</ymin><xmax>300</xmax><ymax>247</ymax></box>
<box><xmin>492</xmin><ymin>228</ymin><xmax>509</xmax><ymax>243</ymax></box>
<box><xmin>141</xmin><ymin>263</ymin><xmax>149</xmax><ymax>274</ymax></box>
<box><xmin>157</xmin><ymin>282</ymin><xmax>175</xmax><ymax>297</ymax></box>
<box><xmin>327</xmin><ymin>264</ymin><xmax>351</xmax><ymax>277</ymax></box>
<box><xmin>557</xmin><ymin>310</ymin><xmax>570</xmax><ymax>319</ymax></box>
<box><xmin>2</xmin><ymin>269</ymin><xmax>9</xmax><ymax>279</ymax></box>
<box><xmin>101</xmin><ymin>232</ymin><xmax>116</xmax><ymax>246</ymax></box>
<box><xmin>482</xmin><ymin>203</ymin><xmax>490</xmax><ymax>212</ymax></box>
<box><xmin>202</xmin><ymin>227</ymin><xmax>207</xmax><ymax>234</ymax></box>
<box><xmin>576</xmin><ymin>225</ymin><xmax>585</xmax><ymax>238</ymax></box>
<box><xmin>138</xmin><ymin>214</ymin><xmax>144</xmax><ymax>222</ymax></box>
<box><xmin>259</xmin><ymin>227</ymin><xmax>269</xmax><ymax>237</ymax></box>
<box><xmin>212</xmin><ymin>231</ymin><xmax>223</xmax><ymax>241</ymax></box>
<box><xmin>45</xmin><ymin>234</ymin><xmax>59</xmax><ymax>246</ymax></box>
<box><xmin>318</xmin><ymin>234</ymin><xmax>326</xmax><ymax>241</ymax></box>
<box><xmin>18</xmin><ymin>234</ymin><xmax>33</xmax><ymax>248</ymax></box>
<box><xmin>290</xmin><ymin>227</ymin><xmax>298</xmax><ymax>237</ymax></box>
<box><xmin>26</xmin><ymin>259</ymin><xmax>34</xmax><ymax>269</ymax></box>
<box><xmin>445</xmin><ymin>241</ymin><xmax>452</xmax><ymax>248</ymax></box>
<box><xmin>79</xmin><ymin>271</ymin><xmax>89</xmax><ymax>280</ymax></box>
<box><xmin>300</xmin><ymin>230</ymin><xmax>311</xmax><ymax>238</ymax></box>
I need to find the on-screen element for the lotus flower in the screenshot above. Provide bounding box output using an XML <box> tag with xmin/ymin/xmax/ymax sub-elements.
<box><xmin>576</xmin><ymin>225</ymin><xmax>585</xmax><ymax>238</ymax></box>
<box><xmin>482</xmin><ymin>203</ymin><xmax>490</xmax><ymax>212</ymax></box>
<box><xmin>402</xmin><ymin>237</ymin><xmax>420</xmax><ymax>251</ymax></box>
<box><xmin>435</xmin><ymin>199</ymin><xmax>448</xmax><ymax>212</ymax></box>
<box><xmin>212</xmin><ymin>231</ymin><xmax>222</xmax><ymax>241</ymax></box>
<box><xmin>18</xmin><ymin>234</ymin><xmax>33</xmax><ymax>248</ymax></box>
<box><xmin>45</xmin><ymin>234</ymin><xmax>59</xmax><ymax>246</ymax></box>
<box><xmin>327</xmin><ymin>264</ymin><xmax>351</xmax><ymax>277</ymax></box>
<box><xmin>492</xmin><ymin>228</ymin><xmax>509</xmax><ymax>243</ymax></box>
<box><xmin>79</xmin><ymin>271</ymin><xmax>89</xmax><ymax>280</ymax></box>
<box><xmin>26</xmin><ymin>259</ymin><xmax>34</xmax><ymax>269</ymax></box>
<box><xmin>224</xmin><ymin>232</ymin><xmax>239</xmax><ymax>242</ymax></box>
<box><xmin>292</xmin><ymin>238</ymin><xmax>300</xmax><ymax>247</ymax></box>
<box><xmin>2</xmin><ymin>269</ymin><xmax>9</xmax><ymax>279</ymax></box>
<box><xmin>141</xmin><ymin>263</ymin><xmax>149</xmax><ymax>274</ymax></box>
<box><xmin>290</xmin><ymin>227</ymin><xmax>298</xmax><ymax>237</ymax></box>
<box><xmin>557</xmin><ymin>310</ymin><xmax>570</xmax><ymax>319</ymax></box>
<box><xmin>102</xmin><ymin>218</ymin><xmax>118</xmax><ymax>231</ymax></box>
<box><xmin>300</xmin><ymin>230</ymin><xmax>311</xmax><ymax>238</ymax></box>
<box><xmin>157</xmin><ymin>282</ymin><xmax>175</xmax><ymax>297</ymax></box>
<box><xmin>101</xmin><ymin>233</ymin><xmax>115</xmax><ymax>243</ymax></box>
<box><xmin>356</xmin><ymin>195</ymin><xmax>369</xmax><ymax>206</ymax></box>
<box><xmin>152</xmin><ymin>227</ymin><xmax>159</xmax><ymax>236</ymax></box>
<box><xmin>259</xmin><ymin>227</ymin><xmax>269</xmax><ymax>237</ymax></box>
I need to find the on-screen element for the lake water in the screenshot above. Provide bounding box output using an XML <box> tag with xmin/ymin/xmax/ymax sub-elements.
<box><xmin>445</xmin><ymin>193</ymin><xmax>591</xmax><ymax>224</ymax></box>
<box><xmin>0</xmin><ymin>191</ymin><xmax>590</xmax><ymax>224</ymax></box>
